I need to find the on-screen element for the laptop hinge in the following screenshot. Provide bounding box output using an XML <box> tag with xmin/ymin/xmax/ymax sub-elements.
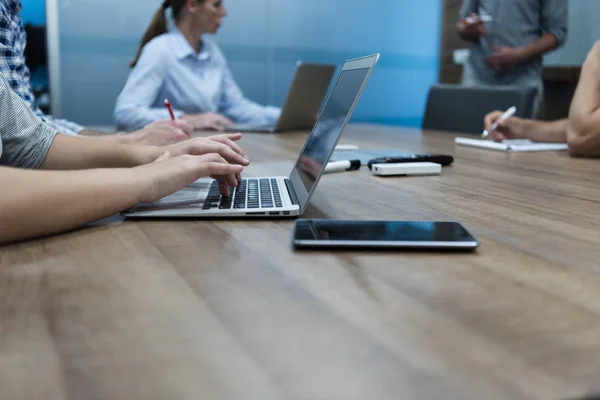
<box><xmin>284</xmin><ymin>179</ymin><xmax>299</xmax><ymax>206</ymax></box>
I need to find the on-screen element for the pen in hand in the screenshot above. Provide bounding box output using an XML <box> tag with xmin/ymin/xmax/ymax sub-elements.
<box><xmin>164</xmin><ymin>98</ymin><xmax>176</xmax><ymax>120</ymax></box>
<box><xmin>482</xmin><ymin>106</ymin><xmax>517</xmax><ymax>139</ymax></box>
<box><xmin>464</xmin><ymin>14</ymin><xmax>493</xmax><ymax>24</ymax></box>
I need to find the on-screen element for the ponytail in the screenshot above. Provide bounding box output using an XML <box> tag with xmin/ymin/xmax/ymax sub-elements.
<box><xmin>129</xmin><ymin>1</ymin><xmax>170</xmax><ymax>68</ymax></box>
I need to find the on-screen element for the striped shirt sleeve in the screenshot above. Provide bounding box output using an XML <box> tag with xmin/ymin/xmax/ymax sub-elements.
<box><xmin>36</xmin><ymin>113</ymin><xmax>84</xmax><ymax>137</ymax></box>
<box><xmin>459</xmin><ymin>0</ymin><xmax>479</xmax><ymax>20</ymax></box>
<box><xmin>0</xmin><ymin>73</ymin><xmax>58</xmax><ymax>169</ymax></box>
<box><xmin>541</xmin><ymin>0</ymin><xmax>568</xmax><ymax>47</ymax></box>
<box><xmin>0</xmin><ymin>1</ymin><xmax>82</xmax><ymax>136</ymax></box>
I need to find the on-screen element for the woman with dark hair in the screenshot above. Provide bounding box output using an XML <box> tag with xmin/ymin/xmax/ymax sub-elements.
<box><xmin>115</xmin><ymin>0</ymin><xmax>280</xmax><ymax>131</ymax></box>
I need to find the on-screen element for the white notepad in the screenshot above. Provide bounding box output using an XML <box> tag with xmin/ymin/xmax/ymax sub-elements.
<box><xmin>455</xmin><ymin>137</ymin><xmax>568</xmax><ymax>152</ymax></box>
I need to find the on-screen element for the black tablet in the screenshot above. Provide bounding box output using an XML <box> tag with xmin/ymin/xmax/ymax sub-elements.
<box><xmin>293</xmin><ymin>220</ymin><xmax>479</xmax><ymax>251</ymax></box>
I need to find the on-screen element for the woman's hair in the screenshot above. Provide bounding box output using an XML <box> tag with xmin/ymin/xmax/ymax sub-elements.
<box><xmin>130</xmin><ymin>0</ymin><xmax>201</xmax><ymax>68</ymax></box>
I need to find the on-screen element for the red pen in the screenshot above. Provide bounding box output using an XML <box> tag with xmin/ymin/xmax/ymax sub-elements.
<box><xmin>164</xmin><ymin>98</ymin><xmax>175</xmax><ymax>120</ymax></box>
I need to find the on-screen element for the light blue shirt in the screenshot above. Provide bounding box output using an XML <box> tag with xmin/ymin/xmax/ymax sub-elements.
<box><xmin>114</xmin><ymin>29</ymin><xmax>281</xmax><ymax>130</ymax></box>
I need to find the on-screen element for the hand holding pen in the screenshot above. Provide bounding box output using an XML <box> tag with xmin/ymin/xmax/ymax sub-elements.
<box><xmin>482</xmin><ymin>106</ymin><xmax>517</xmax><ymax>140</ymax></box>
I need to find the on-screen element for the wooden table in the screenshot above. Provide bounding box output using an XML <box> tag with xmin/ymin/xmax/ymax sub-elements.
<box><xmin>2</xmin><ymin>124</ymin><xmax>600</xmax><ymax>400</ymax></box>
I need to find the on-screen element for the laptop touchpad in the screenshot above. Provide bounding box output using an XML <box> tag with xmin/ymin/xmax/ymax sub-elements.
<box><xmin>153</xmin><ymin>179</ymin><xmax>211</xmax><ymax>206</ymax></box>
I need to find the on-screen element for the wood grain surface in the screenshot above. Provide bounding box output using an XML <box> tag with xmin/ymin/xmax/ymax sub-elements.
<box><xmin>1</xmin><ymin>124</ymin><xmax>599</xmax><ymax>400</ymax></box>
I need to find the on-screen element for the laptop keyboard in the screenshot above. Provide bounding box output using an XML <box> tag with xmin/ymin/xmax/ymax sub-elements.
<box><xmin>202</xmin><ymin>178</ymin><xmax>284</xmax><ymax>210</ymax></box>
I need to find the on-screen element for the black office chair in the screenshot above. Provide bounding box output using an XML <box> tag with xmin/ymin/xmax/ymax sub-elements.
<box><xmin>24</xmin><ymin>24</ymin><xmax>50</xmax><ymax>113</ymax></box>
<box><xmin>422</xmin><ymin>84</ymin><xmax>537</xmax><ymax>134</ymax></box>
<box><xmin>24</xmin><ymin>24</ymin><xmax>47</xmax><ymax>72</ymax></box>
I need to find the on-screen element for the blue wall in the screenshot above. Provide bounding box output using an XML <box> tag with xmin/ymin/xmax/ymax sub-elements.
<box><xmin>546</xmin><ymin>0</ymin><xmax>600</xmax><ymax>66</ymax></box>
<box><xmin>20</xmin><ymin>0</ymin><xmax>45</xmax><ymax>25</ymax></box>
<box><xmin>55</xmin><ymin>0</ymin><xmax>441</xmax><ymax>127</ymax></box>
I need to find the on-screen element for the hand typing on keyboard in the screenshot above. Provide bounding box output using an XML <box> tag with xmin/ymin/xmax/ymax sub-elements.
<box><xmin>161</xmin><ymin>134</ymin><xmax>249</xmax><ymax>167</ymax></box>
<box><xmin>137</xmin><ymin>151</ymin><xmax>245</xmax><ymax>203</ymax></box>
<box><xmin>203</xmin><ymin>178</ymin><xmax>284</xmax><ymax>210</ymax></box>
<box><xmin>203</xmin><ymin>133</ymin><xmax>247</xmax><ymax>159</ymax></box>
<box><xmin>155</xmin><ymin>133</ymin><xmax>250</xmax><ymax>196</ymax></box>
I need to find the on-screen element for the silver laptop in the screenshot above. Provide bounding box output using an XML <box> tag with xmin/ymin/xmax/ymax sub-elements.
<box><xmin>227</xmin><ymin>62</ymin><xmax>336</xmax><ymax>133</ymax></box>
<box><xmin>124</xmin><ymin>54</ymin><xmax>379</xmax><ymax>219</ymax></box>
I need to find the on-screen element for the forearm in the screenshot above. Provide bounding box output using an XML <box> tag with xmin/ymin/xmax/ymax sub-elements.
<box><xmin>457</xmin><ymin>0</ymin><xmax>479</xmax><ymax>41</ymax></box>
<box><xmin>524</xmin><ymin>119</ymin><xmax>568</xmax><ymax>142</ymax></box>
<box><xmin>567</xmin><ymin>48</ymin><xmax>600</xmax><ymax>156</ymax></box>
<box><xmin>78</xmin><ymin>129</ymin><xmax>101</xmax><ymax>136</ymax></box>
<box><xmin>457</xmin><ymin>24</ymin><xmax>479</xmax><ymax>42</ymax></box>
<box><xmin>0</xmin><ymin>167</ymin><xmax>145</xmax><ymax>244</ymax></box>
<box><xmin>79</xmin><ymin>129</ymin><xmax>137</xmax><ymax>144</ymax></box>
<box><xmin>115</xmin><ymin>105</ymin><xmax>182</xmax><ymax>131</ymax></box>
<box><xmin>40</xmin><ymin>134</ymin><xmax>160</xmax><ymax>170</ymax></box>
<box><xmin>519</xmin><ymin>33</ymin><xmax>559</xmax><ymax>61</ymax></box>
<box><xmin>569</xmin><ymin>49</ymin><xmax>600</xmax><ymax>122</ymax></box>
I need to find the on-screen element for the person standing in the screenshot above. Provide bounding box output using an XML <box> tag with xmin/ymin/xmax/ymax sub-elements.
<box><xmin>457</xmin><ymin>0</ymin><xmax>568</xmax><ymax>116</ymax></box>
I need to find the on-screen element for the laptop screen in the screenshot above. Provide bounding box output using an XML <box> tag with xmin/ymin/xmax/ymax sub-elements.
<box><xmin>293</xmin><ymin>67</ymin><xmax>370</xmax><ymax>194</ymax></box>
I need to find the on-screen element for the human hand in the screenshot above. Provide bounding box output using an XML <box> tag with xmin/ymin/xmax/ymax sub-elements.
<box><xmin>458</xmin><ymin>13</ymin><xmax>486</xmax><ymax>40</ymax></box>
<box><xmin>181</xmin><ymin>113</ymin><xmax>234</xmax><ymax>131</ymax></box>
<box><xmin>206</xmin><ymin>132</ymin><xmax>246</xmax><ymax>158</ymax></box>
<box><xmin>205</xmin><ymin>132</ymin><xmax>247</xmax><ymax>183</ymax></box>
<box><xmin>161</xmin><ymin>136</ymin><xmax>250</xmax><ymax>193</ymax></box>
<box><xmin>485</xmin><ymin>46</ymin><xmax>525</xmax><ymax>72</ymax></box>
<box><xmin>137</xmin><ymin>151</ymin><xmax>244</xmax><ymax>202</ymax></box>
<box><xmin>129</xmin><ymin>119</ymin><xmax>193</xmax><ymax>146</ymax></box>
<box><xmin>484</xmin><ymin>111</ymin><xmax>527</xmax><ymax>141</ymax></box>
<box><xmin>164</xmin><ymin>136</ymin><xmax>249</xmax><ymax>168</ymax></box>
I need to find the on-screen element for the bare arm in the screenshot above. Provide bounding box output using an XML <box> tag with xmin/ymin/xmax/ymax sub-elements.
<box><xmin>517</xmin><ymin>0</ymin><xmax>568</xmax><ymax>63</ymax></box>
<box><xmin>519</xmin><ymin>0</ymin><xmax>569</xmax><ymax>62</ymax></box>
<box><xmin>522</xmin><ymin>118</ymin><xmax>568</xmax><ymax>142</ymax></box>
<box><xmin>38</xmin><ymin>132</ymin><xmax>248</xmax><ymax>202</ymax></box>
<box><xmin>484</xmin><ymin>111</ymin><xmax>567</xmax><ymax>142</ymax></box>
<box><xmin>485</xmin><ymin>0</ymin><xmax>567</xmax><ymax>73</ymax></box>
<box><xmin>0</xmin><ymin>166</ymin><xmax>143</xmax><ymax>244</ymax></box>
<box><xmin>457</xmin><ymin>0</ymin><xmax>483</xmax><ymax>42</ymax></box>
<box><xmin>40</xmin><ymin>134</ymin><xmax>157</xmax><ymax>170</ymax></box>
<box><xmin>518</xmin><ymin>33</ymin><xmax>559</xmax><ymax>62</ymax></box>
<box><xmin>485</xmin><ymin>34</ymin><xmax>560</xmax><ymax>72</ymax></box>
<box><xmin>78</xmin><ymin>128</ymin><xmax>132</xmax><ymax>142</ymax></box>
<box><xmin>40</xmin><ymin>132</ymin><xmax>249</xmax><ymax>172</ymax></box>
<box><xmin>457</xmin><ymin>17</ymin><xmax>485</xmax><ymax>42</ymax></box>
<box><xmin>567</xmin><ymin>42</ymin><xmax>600</xmax><ymax>157</ymax></box>
<box><xmin>0</xmin><ymin>154</ymin><xmax>244</xmax><ymax>245</ymax></box>
<box><xmin>78</xmin><ymin>119</ymin><xmax>194</xmax><ymax>147</ymax></box>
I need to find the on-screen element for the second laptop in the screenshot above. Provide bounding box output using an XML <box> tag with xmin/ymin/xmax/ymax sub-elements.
<box><xmin>226</xmin><ymin>62</ymin><xmax>335</xmax><ymax>133</ymax></box>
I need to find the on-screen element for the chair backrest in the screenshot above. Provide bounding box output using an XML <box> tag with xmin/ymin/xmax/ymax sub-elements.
<box><xmin>422</xmin><ymin>84</ymin><xmax>537</xmax><ymax>134</ymax></box>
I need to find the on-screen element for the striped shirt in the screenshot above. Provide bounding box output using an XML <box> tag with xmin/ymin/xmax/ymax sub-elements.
<box><xmin>0</xmin><ymin>72</ymin><xmax>57</xmax><ymax>169</ymax></box>
<box><xmin>459</xmin><ymin>0</ymin><xmax>568</xmax><ymax>85</ymax></box>
<box><xmin>0</xmin><ymin>0</ymin><xmax>82</xmax><ymax>136</ymax></box>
